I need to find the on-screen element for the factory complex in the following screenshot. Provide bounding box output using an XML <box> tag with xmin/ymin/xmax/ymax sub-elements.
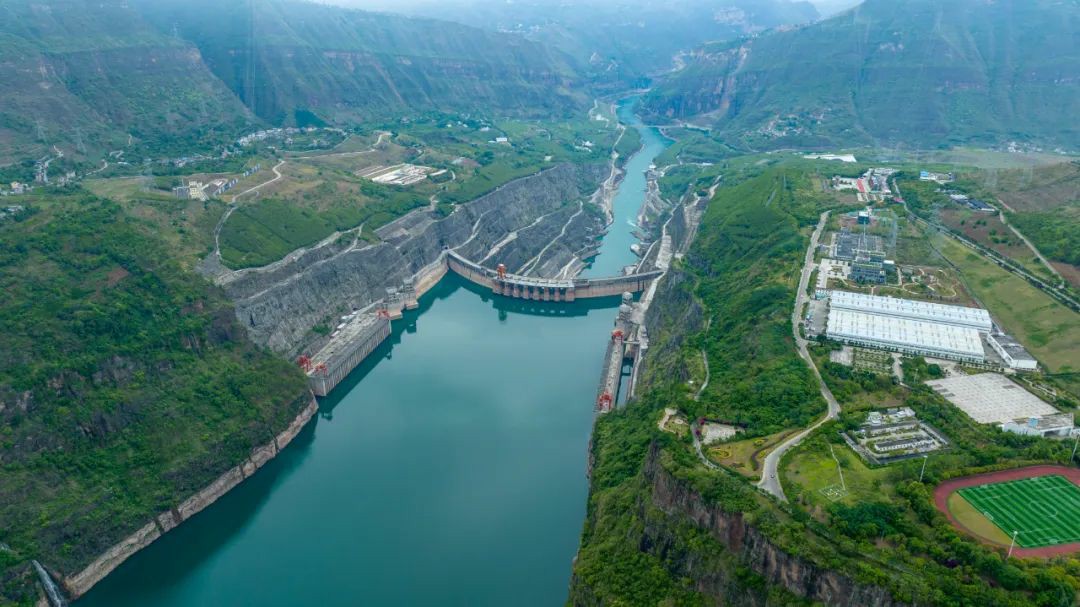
<box><xmin>821</xmin><ymin>290</ymin><xmax>1033</xmax><ymax>369</ymax></box>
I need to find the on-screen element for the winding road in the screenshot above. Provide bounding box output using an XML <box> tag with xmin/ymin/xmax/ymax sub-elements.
<box><xmin>756</xmin><ymin>211</ymin><xmax>841</xmax><ymax>501</ymax></box>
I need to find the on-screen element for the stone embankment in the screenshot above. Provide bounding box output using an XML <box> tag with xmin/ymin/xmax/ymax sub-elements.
<box><xmin>58</xmin><ymin>395</ymin><xmax>320</xmax><ymax>600</ymax></box>
<box><xmin>203</xmin><ymin>163</ymin><xmax>607</xmax><ymax>355</ymax></box>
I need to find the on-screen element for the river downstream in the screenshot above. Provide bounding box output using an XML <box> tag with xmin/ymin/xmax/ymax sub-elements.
<box><xmin>79</xmin><ymin>101</ymin><xmax>670</xmax><ymax>606</ymax></box>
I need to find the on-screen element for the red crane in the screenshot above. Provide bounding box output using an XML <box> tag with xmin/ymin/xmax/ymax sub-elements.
<box><xmin>296</xmin><ymin>355</ymin><xmax>313</xmax><ymax>372</ymax></box>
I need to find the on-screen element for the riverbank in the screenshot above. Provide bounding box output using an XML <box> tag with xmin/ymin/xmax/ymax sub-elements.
<box><xmin>60</xmin><ymin>396</ymin><xmax>318</xmax><ymax>601</ymax></box>
<box><xmin>73</xmin><ymin>99</ymin><xmax>669</xmax><ymax>607</ymax></box>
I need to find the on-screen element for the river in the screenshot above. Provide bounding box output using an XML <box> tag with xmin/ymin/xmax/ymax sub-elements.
<box><xmin>78</xmin><ymin>100</ymin><xmax>670</xmax><ymax>606</ymax></box>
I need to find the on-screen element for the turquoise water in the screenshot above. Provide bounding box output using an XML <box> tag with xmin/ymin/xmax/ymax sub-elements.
<box><xmin>583</xmin><ymin>101</ymin><xmax>671</xmax><ymax>278</ymax></box>
<box><xmin>78</xmin><ymin>100</ymin><xmax>671</xmax><ymax>606</ymax></box>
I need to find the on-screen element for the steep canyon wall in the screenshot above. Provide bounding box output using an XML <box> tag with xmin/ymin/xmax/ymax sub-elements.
<box><xmin>209</xmin><ymin>163</ymin><xmax>607</xmax><ymax>355</ymax></box>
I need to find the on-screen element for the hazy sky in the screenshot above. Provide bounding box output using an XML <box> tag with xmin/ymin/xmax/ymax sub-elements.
<box><xmin>324</xmin><ymin>0</ymin><xmax>863</xmax><ymax>18</ymax></box>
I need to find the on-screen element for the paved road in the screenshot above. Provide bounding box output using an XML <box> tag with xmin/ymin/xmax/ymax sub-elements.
<box><xmin>757</xmin><ymin>211</ymin><xmax>841</xmax><ymax>501</ymax></box>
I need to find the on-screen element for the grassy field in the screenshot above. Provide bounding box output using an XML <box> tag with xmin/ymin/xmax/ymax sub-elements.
<box><xmin>947</xmin><ymin>492</ymin><xmax>1013</xmax><ymax>544</ymax></box>
<box><xmin>932</xmin><ymin>232</ymin><xmax>1080</xmax><ymax>373</ymax></box>
<box><xmin>784</xmin><ymin>435</ymin><xmax>895</xmax><ymax>508</ymax></box>
<box><xmin>958</xmin><ymin>475</ymin><xmax>1080</xmax><ymax>548</ymax></box>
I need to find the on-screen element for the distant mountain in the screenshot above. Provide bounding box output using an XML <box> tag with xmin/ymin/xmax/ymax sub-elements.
<box><xmin>0</xmin><ymin>0</ymin><xmax>255</xmax><ymax>165</ymax></box>
<box><xmin>0</xmin><ymin>0</ymin><xmax>585</xmax><ymax>166</ymax></box>
<box><xmin>642</xmin><ymin>0</ymin><xmax>1080</xmax><ymax>150</ymax></box>
<box><xmin>329</xmin><ymin>0</ymin><xmax>820</xmax><ymax>90</ymax></box>
<box><xmin>134</xmin><ymin>0</ymin><xmax>585</xmax><ymax>126</ymax></box>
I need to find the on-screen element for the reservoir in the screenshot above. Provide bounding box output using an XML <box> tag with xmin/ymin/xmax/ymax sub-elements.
<box><xmin>79</xmin><ymin>101</ymin><xmax>671</xmax><ymax>606</ymax></box>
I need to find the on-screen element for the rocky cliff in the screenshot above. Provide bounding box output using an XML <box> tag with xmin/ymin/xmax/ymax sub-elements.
<box><xmin>642</xmin><ymin>444</ymin><xmax>905</xmax><ymax>607</ymax></box>
<box><xmin>206</xmin><ymin>163</ymin><xmax>607</xmax><ymax>354</ymax></box>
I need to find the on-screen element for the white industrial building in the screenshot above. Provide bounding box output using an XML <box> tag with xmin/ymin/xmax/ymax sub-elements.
<box><xmin>826</xmin><ymin>308</ymin><xmax>985</xmax><ymax>362</ymax></box>
<box><xmin>1001</xmin><ymin>413</ymin><xmax>1077</xmax><ymax>438</ymax></box>
<box><xmin>987</xmin><ymin>333</ymin><xmax>1038</xmax><ymax>370</ymax></box>
<box><xmin>829</xmin><ymin>290</ymin><xmax>992</xmax><ymax>332</ymax></box>
<box><xmin>926</xmin><ymin>374</ymin><xmax>1059</xmax><ymax>424</ymax></box>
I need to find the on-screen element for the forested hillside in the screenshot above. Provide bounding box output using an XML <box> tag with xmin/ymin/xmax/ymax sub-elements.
<box><xmin>134</xmin><ymin>0</ymin><xmax>585</xmax><ymax>126</ymax></box>
<box><xmin>0</xmin><ymin>0</ymin><xmax>587</xmax><ymax>168</ymax></box>
<box><xmin>0</xmin><ymin>193</ymin><xmax>311</xmax><ymax>604</ymax></box>
<box><xmin>643</xmin><ymin>0</ymin><xmax>1080</xmax><ymax>151</ymax></box>
<box><xmin>571</xmin><ymin>161</ymin><xmax>1080</xmax><ymax>607</ymax></box>
<box><xmin>338</xmin><ymin>0</ymin><xmax>819</xmax><ymax>91</ymax></box>
<box><xmin>0</xmin><ymin>0</ymin><xmax>255</xmax><ymax>165</ymax></box>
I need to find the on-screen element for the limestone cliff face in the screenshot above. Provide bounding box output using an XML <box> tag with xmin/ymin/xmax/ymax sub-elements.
<box><xmin>640</xmin><ymin>444</ymin><xmax>905</xmax><ymax>607</ymax></box>
<box><xmin>212</xmin><ymin>163</ymin><xmax>607</xmax><ymax>354</ymax></box>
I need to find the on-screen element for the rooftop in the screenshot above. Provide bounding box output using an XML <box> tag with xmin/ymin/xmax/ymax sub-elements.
<box><xmin>829</xmin><ymin>290</ymin><xmax>992</xmax><ymax>331</ymax></box>
<box><xmin>310</xmin><ymin>313</ymin><xmax>385</xmax><ymax>369</ymax></box>
<box><xmin>827</xmin><ymin>308</ymin><xmax>984</xmax><ymax>359</ymax></box>
<box><xmin>926</xmin><ymin>373</ymin><xmax>1057</xmax><ymax>424</ymax></box>
<box><xmin>988</xmin><ymin>333</ymin><xmax>1037</xmax><ymax>362</ymax></box>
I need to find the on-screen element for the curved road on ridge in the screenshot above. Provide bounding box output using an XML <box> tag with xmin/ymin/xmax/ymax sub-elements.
<box><xmin>757</xmin><ymin>211</ymin><xmax>841</xmax><ymax>501</ymax></box>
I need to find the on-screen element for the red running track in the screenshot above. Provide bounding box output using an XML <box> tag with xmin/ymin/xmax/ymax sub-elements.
<box><xmin>934</xmin><ymin>465</ymin><xmax>1080</xmax><ymax>558</ymax></box>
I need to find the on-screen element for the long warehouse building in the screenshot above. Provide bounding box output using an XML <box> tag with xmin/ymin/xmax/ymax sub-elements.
<box><xmin>829</xmin><ymin>290</ymin><xmax>992</xmax><ymax>331</ymax></box>
<box><xmin>826</xmin><ymin>308</ymin><xmax>985</xmax><ymax>362</ymax></box>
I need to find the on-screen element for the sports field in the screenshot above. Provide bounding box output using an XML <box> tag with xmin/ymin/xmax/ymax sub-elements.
<box><xmin>958</xmin><ymin>475</ymin><xmax>1080</xmax><ymax>548</ymax></box>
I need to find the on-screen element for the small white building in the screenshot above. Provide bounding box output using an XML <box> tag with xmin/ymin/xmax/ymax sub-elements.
<box><xmin>1001</xmin><ymin>413</ymin><xmax>1076</xmax><ymax>438</ymax></box>
<box><xmin>987</xmin><ymin>333</ymin><xmax>1038</xmax><ymax>370</ymax></box>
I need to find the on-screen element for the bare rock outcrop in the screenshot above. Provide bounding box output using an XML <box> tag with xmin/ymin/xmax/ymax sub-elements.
<box><xmin>210</xmin><ymin>163</ymin><xmax>607</xmax><ymax>354</ymax></box>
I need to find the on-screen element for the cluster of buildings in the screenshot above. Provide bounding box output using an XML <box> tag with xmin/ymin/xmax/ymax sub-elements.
<box><xmin>173</xmin><ymin>166</ymin><xmax>259</xmax><ymax>200</ymax></box>
<box><xmin>821</xmin><ymin>290</ymin><xmax>1035</xmax><ymax>370</ymax></box>
<box><xmin>831</xmin><ymin>226</ymin><xmax>894</xmax><ymax>284</ymax></box>
<box><xmin>2</xmin><ymin>182</ymin><xmax>29</xmax><ymax>196</ymax></box>
<box><xmin>0</xmin><ymin>205</ymin><xmax>25</xmax><ymax>222</ymax></box>
<box><xmin>831</xmin><ymin>168</ymin><xmax>895</xmax><ymax>202</ymax></box>
<box><xmin>944</xmin><ymin>191</ymin><xmax>995</xmax><ymax>213</ymax></box>
<box><xmin>919</xmin><ymin>170</ymin><xmax>954</xmax><ymax>184</ymax></box>
<box><xmin>843</xmin><ymin>407</ymin><xmax>948</xmax><ymax>465</ymax></box>
<box><xmin>236</xmin><ymin>126</ymin><xmax>345</xmax><ymax>147</ymax></box>
<box><xmin>927</xmin><ymin>374</ymin><xmax>1076</xmax><ymax>438</ymax></box>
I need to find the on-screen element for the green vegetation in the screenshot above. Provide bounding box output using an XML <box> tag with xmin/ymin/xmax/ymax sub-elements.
<box><xmin>573</xmin><ymin>159</ymin><xmax>1080</xmax><ymax>607</ymax></box>
<box><xmin>959</xmin><ymin>476</ymin><xmax>1080</xmax><ymax>548</ymax></box>
<box><xmin>217</xmin><ymin>113</ymin><xmax>618</xmax><ymax>268</ymax></box>
<box><xmin>644</xmin><ymin>0</ymin><xmax>1079</xmax><ymax>152</ymax></box>
<box><xmin>931</xmin><ymin>233</ymin><xmax>1080</xmax><ymax>373</ymax></box>
<box><xmin>0</xmin><ymin>190</ymin><xmax>310</xmax><ymax>603</ymax></box>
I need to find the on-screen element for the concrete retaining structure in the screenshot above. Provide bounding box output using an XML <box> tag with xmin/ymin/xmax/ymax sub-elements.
<box><xmin>307</xmin><ymin>314</ymin><xmax>392</xmax><ymax>397</ymax></box>
<box><xmin>63</xmin><ymin>396</ymin><xmax>319</xmax><ymax>599</ymax></box>
<box><xmin>446</xmin><ymin>250</ymin><xmax>661</xmax><ymax>301</ymax></box>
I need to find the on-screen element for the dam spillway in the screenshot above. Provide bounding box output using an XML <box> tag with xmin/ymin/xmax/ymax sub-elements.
<box><xmin>446</xmin><ymin>250</ymin><xmax>661</xmax><ymax>301</ymax></box>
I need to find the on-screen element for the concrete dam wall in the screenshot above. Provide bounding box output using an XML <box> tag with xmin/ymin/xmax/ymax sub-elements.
<box><xmin>446</xmin><ymin>250</ymin><xmax>662</xmax><ymax>301</ymax></box>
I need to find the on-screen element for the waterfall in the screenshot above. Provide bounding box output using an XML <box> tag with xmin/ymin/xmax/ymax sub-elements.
<box><xmin>32</xmin><ymin>561</ymin><xmax>67</xmax><ymax>607</ymax></box>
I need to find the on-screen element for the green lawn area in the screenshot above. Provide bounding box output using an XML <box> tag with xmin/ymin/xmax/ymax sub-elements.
<box><xmin>784</xmin><ymin>435</ymin><xmax>895</xmax><ymax>507</ymax></box>
<box><xmin>933</xmin><ymin>233</ymin><xmax>1080</xmax><ymax>373</ymax></box>
<box><xmin>958</xmin><ymin>475</ymin><xmax>1080</xmax><ymax>548</ymax></box>
<box><xmin>947</xmin><ymin>492</ymin><xmax>1012</xmax><ymax>545</ymax></box>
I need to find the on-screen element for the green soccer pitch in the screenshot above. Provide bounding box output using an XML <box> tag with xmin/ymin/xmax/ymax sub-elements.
<box><xmin>958</xmin><ymin>475</ymin><xmax>1080</xmax><ymax>548</ymax></box>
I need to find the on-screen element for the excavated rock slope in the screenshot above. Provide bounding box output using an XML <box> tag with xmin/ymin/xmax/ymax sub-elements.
<box><xmin>210</xmin><ymin>163</ymin><xmax>607</xmax><ymax>354</ymax></box>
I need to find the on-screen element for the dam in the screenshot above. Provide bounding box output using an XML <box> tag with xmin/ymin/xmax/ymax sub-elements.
<box><xmin>76</xmin><ymin>98</ymin><xmax>673</xmax><ymax>607</ymax></box>
<box><xmin>446</xmin><ymin>250</ymin><xmax>662</xmax><ymax>301</ymax></box>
